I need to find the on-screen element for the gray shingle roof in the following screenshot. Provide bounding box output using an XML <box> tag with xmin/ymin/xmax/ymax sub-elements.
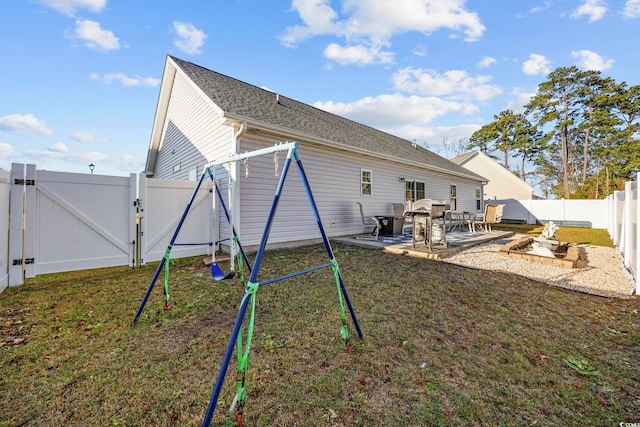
<box><xmin>170</xmin><ymin>56</ymin><xmax>484</xmax><ymax>181</ymax></box>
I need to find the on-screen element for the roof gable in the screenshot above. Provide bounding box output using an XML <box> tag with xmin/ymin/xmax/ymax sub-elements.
<box><xmin>158</xmin><ymin>56</ymin><xmax>484</xmax><ymax>181</ymax></box>
<box><xmin>453</xmin><ymin>150</ymin><xmax>534</xmax><ymax>193</ymax></box>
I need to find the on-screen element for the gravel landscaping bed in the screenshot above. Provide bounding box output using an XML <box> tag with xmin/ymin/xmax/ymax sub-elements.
<box><xmin>442</xmin><ymin>235</ymin><xmax>636</xmax><ymax>298</ymax></box>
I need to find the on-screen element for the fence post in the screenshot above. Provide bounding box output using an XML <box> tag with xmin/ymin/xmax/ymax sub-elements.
<box><xmin>8</xmin><ymin>163</ymin><xmax>25</xmax><ymax>287</ymax></box>
<box><xmin>0</xmin><ymin>169</ymin><xmax>10</xmax><ymax>292</ymax></box>
<box><xmin>138</xmin><ymin>173</ymin><xmax>147</xmax><ymax>266</ymax></box>
<box><xmin>24</xmin><ymin>165</ymin><xmax>36</xmax><ymax>279</ymax></box>
<box><xmin>129</xmin><ymin>173</ymin><xmax>137</xmax><ymax>267</ymax></box>
<box><xmin>612</xmin><ymin>190</ymin><xmax>621</xmax><ymax>246</ymax></box>
<box><xmin>623</xmin><ymin>182</ymin><xmax>631</xmax><ymax>268</ymax></box>
<box><xmin>635</xmin><ymin>180</ymin><xmax>640</xmax><ymax>294</ymax></box>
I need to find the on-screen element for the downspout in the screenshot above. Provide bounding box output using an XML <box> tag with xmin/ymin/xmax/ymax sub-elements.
<box><xmin>229</xmin><ymin>121</ymin><xmax>247</xmax><ymax>266</ymax></box>
<box><xmin>481</xmin><ymin>181</ymin><xmax>488</xmax><ymax>213</ymax></box>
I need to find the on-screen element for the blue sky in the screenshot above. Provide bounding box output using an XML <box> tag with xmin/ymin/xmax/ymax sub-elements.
<box><xmin>1</xmin><ymin>0</ymin><xmax>639</xmax><ymax>176</ymax></box>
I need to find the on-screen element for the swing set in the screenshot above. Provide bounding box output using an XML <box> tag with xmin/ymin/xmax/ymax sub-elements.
<box><xmin>131</xmin><ymin>141</ymin><xmax>363</xmax><ymax>427</ymax></box>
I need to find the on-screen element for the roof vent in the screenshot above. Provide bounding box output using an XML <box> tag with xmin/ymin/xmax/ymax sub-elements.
<box><xmin>276</xmin><ymin>93</ymin><xmax>280</xmax><ymax>104</ymax></box>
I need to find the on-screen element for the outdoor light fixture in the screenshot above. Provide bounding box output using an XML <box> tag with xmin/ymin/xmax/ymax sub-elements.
<box><xmin>89</xmin><ymin>163</ymin><xmax>95</xmax><ymax>174</ymax></box>
<box><xmin>399</xmin><ymin>176</ymin><xmax>405</xmax><ymax>182</ymax></box>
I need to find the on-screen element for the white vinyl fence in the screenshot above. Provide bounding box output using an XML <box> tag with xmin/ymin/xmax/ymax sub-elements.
<box><xmin>3</xmin><ymin>164</ymin><xmax>214</xmax><ymax>289</ymax></box>
<box><xmin>0</xmin><ymin>169</ymin><xmax>10</xmax><ymax>293</ymax></box>
<box><xmin>138</xmin><ymin>174</ymin><xmax>213</xmax><ymax>264</ymax></box>
<box><xmin>493</xmin><ymin>198</ymin><xmax>608</xmax><ymax>229</ymax></box>
<box><xmin>606</xmin><ymin>181</ymin><xmax>639</xmax><ymax>287</ymax></box>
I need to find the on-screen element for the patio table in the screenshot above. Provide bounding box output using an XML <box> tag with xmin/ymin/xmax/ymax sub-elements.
<box><xmin>447</xmin><ymin>211</ymin><xmax>475</xmax><ymax>232</ymax></box>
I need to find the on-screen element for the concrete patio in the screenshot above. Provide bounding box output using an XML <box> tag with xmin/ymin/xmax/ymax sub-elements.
<box><xmin>333</xmin><ymin>229</ymin><xmax>515</xmax><ymax>259</ymax></box>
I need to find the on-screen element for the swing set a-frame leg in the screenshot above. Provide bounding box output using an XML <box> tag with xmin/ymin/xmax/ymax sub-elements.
<box><xmin>293</xmin><ymin>151</ymin><xmax>363</xmax><ymax>339</ymax></box>
<box><xmin>201</xmin><ymin>288</ymin><xmax>252</xmax><ymax>427</ymax></box>
<box><xmin>131</xmin><ymin>169</ymin><xmax>209</xmax><ymax>325</ymax></box>
<box><xmin>200</xmin><ymin>147</ymin><xmax>363</xmax><ymax>426</ymax></box>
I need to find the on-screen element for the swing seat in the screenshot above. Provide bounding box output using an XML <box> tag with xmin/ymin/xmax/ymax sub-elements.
<box><xmin>211</xmin><ymin>262</ymin><xmax>235</xmax><ymax>281</ymax></box>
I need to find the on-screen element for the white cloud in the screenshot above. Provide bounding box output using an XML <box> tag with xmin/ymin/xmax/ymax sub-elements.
<box><xmin>173</xmin><ymin>21</ymin><xmax>207</xmax><ymax>54</ymax></box>
<box><xmin>392</xmin><ymin>67</ymin><xmax>502</xmax><ymax>101</ymax></box>
<box><xmin>571</xmin><ymin>49</ymin><xmax>613</xmax><ymax>71</ymax></box>
<box><xmin>90</xmin><ymin>72</ymin><xmax>159</xmax><ymax>87</ymax></box>
<box><xmin>70</xmin><ymin>19</ymin><xmax>119</xmax><ymax>51</ymax></box>
<box><xmin>0</xmin><ymin>143</ymin><xmax>18</xmax><ymax>160</ymax></box>
<box><xmin>71</xmin><ymin>130</ymin><xmax>107</xmax><ymax>143</ymax></box>
<box><xmin>0</xmin><ymin>114</ymin><xmax>54</xmax><ymax>136</ymax></box>
<box><xmin>400</xmin><ymin>123</ymin><xmax>481</xmax><ymax>145</ymax></box>
<box><xmin>478</xmin><ymin>56</ymin><xmax>496</xmax><ymax>69</ymax></box>
<box><xmin>571</xmin><ymin>0</ymin><xmax>607</xmax><ymax>22</ymax></box>
<box><xmin>314</xmin><ymin>93</ymin><xmax>478</xmax><ymax>129</ymax></box>
<box><xmin>522</xmin><ymin>53</ymin><xmax>552</xmax><ymax>75</ymax></box>
<box><xmin>23</xmin><ymin>148</ymin><xmax>144</xmax><ymax>174</ymax></box>
<box><xmin>507</xmin><ymin>87</ymin><xmax>537</xmax><ymax>112</ymax></box>
<box><xmin>412</xmin><ymin>44</ymin><xmax>427</xmax><ymax>57</ymax></box>
<box><xmin>38</xmin><ymin>0</ymin><xmax>106</xmax><ymax>16</ymax></box>
<box><xmin>623</xmin><ymin>0</ymin><xmax>640</xmax><ymax>17</ymax></box>
<box><xmin>26</xmin><ymin>148</ymin><xmax>108</xmax><ymax>163</ymax></box>
<box><xmin>530</xmin><ymin>1</ymin><xmax>552</xmax><ymax>14</ymax></box>
<box><xmin>280</xmin><ymin>0</ymin><xmax>342</xmax><ymax>46</ymax></box>
<box><xmin>281</xmin><ymin>0</ymin><xmax>485</xmax><ymax>64</ymax></box>
<box><xmin>49</xmin><ymin>142</ymin><xmax>69</xmax><ymax>153</ymax></box>
<box><xmin>324</xmin><ymin>42</ymin><xmax>393</xmax><ymax>65</ymax></box>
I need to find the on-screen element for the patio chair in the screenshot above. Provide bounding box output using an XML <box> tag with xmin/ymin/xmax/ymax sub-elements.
<box><xmin>470</xmin><ymin>204</ymin><xmax>504</xmax><ymax>232</ymax></box>
<box><xmin>392</xmin><ymin>203</ymin><xmax>411</xmax><ymax>234</ymax></box>
<box><xmin>356</xmin><ymin>202</ymin><xmax>381</xmax><ymax>239</ymax></box>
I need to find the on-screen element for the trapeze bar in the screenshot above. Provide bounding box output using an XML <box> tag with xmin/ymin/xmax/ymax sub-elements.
<box><xmin>207</xmin><ymin>141</ymin><xmax>299</xmax><ymax>167</ymax></box>
<box><xmin>258</xmin><ymin>262</ymin><xmax>333</xmax><ymax>287</ymax></box>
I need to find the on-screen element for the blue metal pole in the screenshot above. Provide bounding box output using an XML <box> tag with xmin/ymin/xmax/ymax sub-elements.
<box><xmin>293</xmin><ymin>151</ymin><xmax>363</xmax><ymax>338</ymax></box>
<box><xmin>201</xmin><ymin>291</ymin><xmax>252</xmax><ymax>426</ymax></box>
<box><xmin>201</xmin><ymin>149</ymin><xmax>294</xmax><ymax>423</ymax></box>
<box><xmin>132</xmin><ymin>168</ymin><xmax>209</xmax><ymax>325</ymax></box>
<box><xmin>258</xmin><ymin>262</ymin><xmax>333</xmax><ymax>286</ymax></box>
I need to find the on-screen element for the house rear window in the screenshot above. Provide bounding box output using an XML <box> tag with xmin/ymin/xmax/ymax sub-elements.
<box><xmin>361</xmin><ymin>169</ymin><xmax>372</xmax><ymax>196</ymax></box>
<box><xmin>450</xmin><ymin>184</ymin><xmax>457</xmax><ymax>211</ymax></box>
<box><xmin>405</xmin><ymin>180</ymin><xmax>425</xmax><ymax>201</ymax></box>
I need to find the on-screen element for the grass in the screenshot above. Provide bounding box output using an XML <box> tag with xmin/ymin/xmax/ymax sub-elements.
<box><xmin>1</xmin><ymin>240</ymin><xmax>639</xmax><ymax>426</ymax></box>
<box><xmin>493</xmin><ymin>224</ymin><xmax>614</xmax><ymax>247</ymax></box>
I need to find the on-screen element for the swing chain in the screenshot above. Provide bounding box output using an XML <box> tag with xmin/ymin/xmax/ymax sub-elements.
<box><xmin>243</xmin><ymin>154</ymin><xmax>249</xmax><ymax>179</ymax></box>
<box><xmin>274</xmin><ymin>150</ymin><xmax>279</xmax><ymax>176</ymax></box>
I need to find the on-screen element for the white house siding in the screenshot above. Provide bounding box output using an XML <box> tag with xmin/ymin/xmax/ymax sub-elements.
<box><xmin>235</xmin><ymin>137</ymin><xmax>482</xmax><ymax>247</ymax></box>
<box><xmin>153</xmin><ymin>70</ymin><xmax>233</xmax><ymax>180</ymax></box>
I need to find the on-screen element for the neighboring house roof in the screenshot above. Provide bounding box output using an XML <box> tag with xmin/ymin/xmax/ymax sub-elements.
<box><xmin>451</xmin><ymin>151</ymin><xmax>535</xmax><ymax>198</ymax></box>
<box><xmin>449</xmin><ymin>151</ymin><xmax>476</xmax><ymax>166</ymax></box>
<box><xmin>147</xmin><ymin>55</ymin><xmax>485</xmax><ymax>182</ymax></box>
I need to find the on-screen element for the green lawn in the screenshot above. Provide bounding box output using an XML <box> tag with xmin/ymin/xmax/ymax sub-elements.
<box><xmin>493</xmin><ymin>224</ymin><xmax>614</xmax><ymax>247</ymax></box>
<box><xmin>1</xmin><ymin>242</ymin><xmax>638</xmax><ymax>426</ymax></box>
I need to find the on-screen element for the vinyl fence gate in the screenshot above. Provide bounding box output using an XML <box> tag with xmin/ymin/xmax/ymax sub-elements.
<box><xmin>4</xmin><ymin>164</ymin><xmax>215</xmax><ymax>291</ymax></box>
